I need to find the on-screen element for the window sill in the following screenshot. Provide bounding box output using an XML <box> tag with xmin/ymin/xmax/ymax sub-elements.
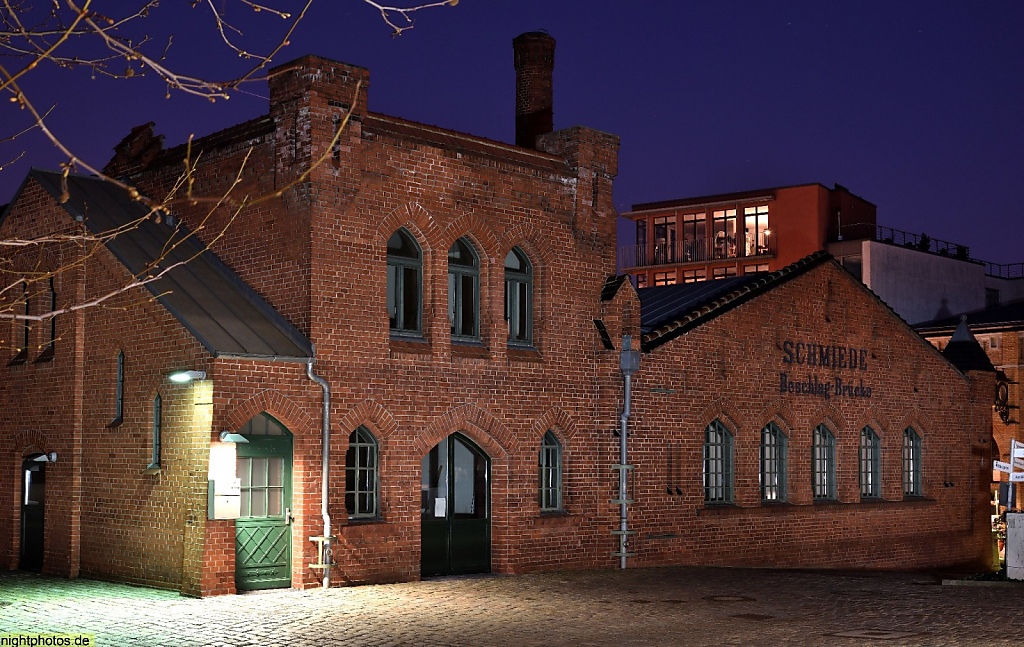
<box><xmin>142</xmin><ymin>465</ymin><xmax>161</xmax><ymax>476</ymax></box>
<box><xmin>534</xmin><ymin>511</ymin><xmax>573</xmax><ymax>527</ymax></box>
<box><xmin>344</xmin><ymin>516</ymin><xmax>385</xmax><ymax>526</ymax></box>
<box><xmin>451</xmin><ymin>341</ymin><xmax>490</xmax><ymax>360</ymax></box>
<box><xmin>507</xmin><ymin>346</ymin><xmax>542</xmax><ymax>363</ymax></box>
<box><xmin>389</xmin><ymin>336</ymin><xmax>430</xmax><ymax>356</ymax></box>
<box><xmin>107</xmin><ymin>416</ymin><xmax>124</xmax><ymax>429</ymax></box>
<box><xmin>7</xmin><ymin>349</ymin><xmax>27</xmax><ymax>366</ymax></box>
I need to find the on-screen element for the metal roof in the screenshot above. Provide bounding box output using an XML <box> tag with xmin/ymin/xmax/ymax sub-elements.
<box><xmin>30</xmin><ymin>169</ymin><xmax>313</xmax><ymax>361</ymax></box>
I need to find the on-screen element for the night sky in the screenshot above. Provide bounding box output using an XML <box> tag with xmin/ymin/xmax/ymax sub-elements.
<box><xmin>3</xmin><ymin>1</ymin><xmax>1022</xmax><ymax>263</ymax></box>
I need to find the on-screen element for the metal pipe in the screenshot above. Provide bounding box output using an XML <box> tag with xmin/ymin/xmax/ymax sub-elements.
<box><xmin>619</xmin><ymin>374</ymin><xmax>631</xmax><ymax>569</ymax></box>
<box><xmin>306</xmin><ymin>345</ymin><xmax>332</xmax><ymax>588</ymax></box>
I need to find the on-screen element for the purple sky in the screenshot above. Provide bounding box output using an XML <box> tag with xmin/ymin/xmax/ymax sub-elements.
<box><xmin>3</xmin><ymin>1</ymin><xmax>1023</xmax><ymax>263</ymax></box>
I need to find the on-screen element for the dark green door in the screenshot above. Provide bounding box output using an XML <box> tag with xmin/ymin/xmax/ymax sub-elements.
<box><xmin>235</xmin><ymin>415</ymin><xmax>292</xmax><ymax>591</ymax></box>
<box><xmin>421</xmin><ymin>434</ymin><xmax>490</xmax><ymax>576</ymax></box>
<box><xmin>19</xmin><ymin>456</ymin><xmax>45</xmax><ymax>571</ymax></box>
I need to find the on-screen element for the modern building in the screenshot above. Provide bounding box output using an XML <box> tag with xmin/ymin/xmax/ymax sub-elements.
<box><xmin>1</xmin><ymin>34</ymin><xmax>997</xmax><ymax>596</ymax></box>
<box><xmin>621</xmin><ymin>185</ymin><xmax>1024</xmax><ymax>326</ymax></box>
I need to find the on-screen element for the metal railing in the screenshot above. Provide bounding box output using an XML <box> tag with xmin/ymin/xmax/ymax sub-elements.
<box><xmin>620</xmin><ymin>233</ymin><xmax>776</xmax><ymax>270</ymax></box>
<box><xmin>871</xmin><ymin>225</ymin><xmax>972</xmax><ymax>261</ymax></box>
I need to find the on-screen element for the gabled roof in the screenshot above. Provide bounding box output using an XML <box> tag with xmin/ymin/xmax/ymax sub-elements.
<box><xmin>638</xmin><ymin>252</ymin><xmax>832</xmax><ymax>351</ymax></box>
<box><xmin>27</xmin><ymin>169</ymin><xmax>312</xmax><ymax>362</ymax></box>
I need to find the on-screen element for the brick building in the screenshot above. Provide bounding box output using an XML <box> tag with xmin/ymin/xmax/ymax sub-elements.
<box><xmin>1</xmin><ymin>34</ymin><xmax>997</xmax><ymax>596</ymax></box>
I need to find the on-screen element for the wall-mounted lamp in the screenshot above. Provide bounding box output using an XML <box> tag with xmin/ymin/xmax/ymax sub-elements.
<box><xmin>219</xmin><ymin>431</ymin><xmax>249</xmax><ymax>443</ymax></box>
<box><xmin>32</xmin><ymin>452</ymin><xmax>57</xmax><ymax>463</ymax></box>
<box><xmin>168</xmin><ymin>369</ymin><xmax>206</xmax><ymax>383</ymax></box>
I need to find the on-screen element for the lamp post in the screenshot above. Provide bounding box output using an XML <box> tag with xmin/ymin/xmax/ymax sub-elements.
<box><xmin>614</xmin><ymin>335</ymin><xmax>641</xmax><ymax>569</ymax></box>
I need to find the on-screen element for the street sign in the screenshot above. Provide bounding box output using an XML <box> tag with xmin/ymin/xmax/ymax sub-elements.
<box><xmin>1012</xmin><ymin>472</ymin><xmax>1024</xmax><ymax>482</ymax></box>
<box><xmin>1015</xmin><ymin>447</ymin><xmax>1024</xmax><ymax>459</ymax></box>
<box><xmin>995</xmin><ymin>460</ymin><xmax>1012</xmax><ymax>473</ymax></box>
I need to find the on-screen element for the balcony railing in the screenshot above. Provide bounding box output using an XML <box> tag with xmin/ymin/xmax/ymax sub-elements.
<box><xmin>620</xmin><ymin>233</ymin><xmax>776</xmax><ymax>270</ymax></box>
<box><xmin>871</xmin><ymin>225</ymin><xmax>972</xmax><ymax>261</ymax></box>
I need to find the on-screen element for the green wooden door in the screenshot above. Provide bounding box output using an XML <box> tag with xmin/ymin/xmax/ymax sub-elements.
<box><xmin>421</xmin><ymin>434</ymin><xmax>490</xmax><ymax>576</ymax></box>
<box><xmin>235</xmin><ymin>428</ymin><xmax>292</xmax><ymax>591</ymax></box>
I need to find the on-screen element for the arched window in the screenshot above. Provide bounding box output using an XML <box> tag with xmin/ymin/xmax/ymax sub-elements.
<box><xmin>448</xmin><ymin>237</ymin><xmax>480</xmax><ymax>340</ymax></box>
<box><xmin>703</xmin><ymin>419</ymin><xmax>733</xmax><ymax>503</ymax></box>
<box><xmin>538</xmin><ymin>430</ymin><xmax>562</xmax><ymax>511</ymax></box>
<box><xmin>903</xmin><ymin>427</ymin><xmax>922</xmax><ymax>496</ymax></box>
<box><xmin>812</xmin><ymin>424</ymin><xmax>836</xmax><ymax>500</ymax></box>
<box><xmin>760</xmin><ymin>422</ymin><xmax>787</xmax><ymax>502</ymax></box>
<box><xmin>109</xmin><ymin>350</ymin><xmax>125</xmax><ymax>427</ymax></box>
<box><xmin>387</xmin><ymin>228</ymin><xmax>422</xmax><ymax>335</ymax></box>
<box><xmin>859</xmin><ymin>426</ymin><xmax>881</xmax><ymax>499</ymax></box>
<box><xmin>346</xmin><ymin>426</ymin><xmax>379</xmax><ymax>518</ymax></box>
<box><xmin>504</xmin><ymin>247</ymin><xmax>533</xmax><ymax>346</ymax></box>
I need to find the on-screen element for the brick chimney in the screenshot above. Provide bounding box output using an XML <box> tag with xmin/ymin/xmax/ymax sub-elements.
<box><xmin>513</xmin><ymin>32</ymin><xmax>555</xmax><ymax>149</ymax></box>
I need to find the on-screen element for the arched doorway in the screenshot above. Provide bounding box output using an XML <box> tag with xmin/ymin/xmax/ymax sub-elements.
<box><xmin>420</xmin><ymin>433</ymin><xmax>490</xmax><ymax>576</ymax></box>
<box><xmin>234</xmin><ymin>413</ymin><xmax>293</xmax><ymax>591</ymax></box>
<box><xmin>20</xmin><ymin>454</ymin><xmax>46</xmax><ymax>571</ymax></box>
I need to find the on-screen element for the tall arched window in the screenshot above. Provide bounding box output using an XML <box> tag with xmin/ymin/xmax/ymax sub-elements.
<box><xmin>504</xmin><ymin>247</ymin><xmax>533</xmax><ymax>346</ymax></box>
<box><xmin>387</xmin><ymin>228</ymin><xmax>422</xmax><ymax>335</ymax></box>
<box><xmin>538</xmin><ymin>430</ymin><xmax>562</xmax><ymax>511</ymax></box>
<box><xmin>448</xmin><ymin>237</ymin><xmax>480</xmax><ymax>341</ymax></box>
<box><xmin>812</xmin><ymin>424</ymin><xmax>836</xmax><ymax>500</ymax></box>
<box><xmin>346</xmin><ymin>426</ymin><xmax>379</xmax><ymax>518</ymax></box>
<box><xmin>903</xmin><ymin>427</ymin><xmax>922</xmax><ymax>496</ymax></box>
<box><xmin>703</xmin><ymin>419</ymin><xmax>733</xmax><ymax>503</ymax></box>
<box><xmin>859</xmin><ymin>426</ymin><xmax>881</xmax><ymax>499</ymax></box>
<box><xmin>760</xmin><ymin>422</ymin><xmax>787</xmax><ymax>502</ymax></box>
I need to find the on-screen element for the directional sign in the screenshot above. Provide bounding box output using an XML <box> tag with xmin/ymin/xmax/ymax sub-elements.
<box><xmin>995</xmin><ymin>460</ymin><xmax>1012</xmax><ymax>473</ymax></box>
<box><xmin>1015</xmin><ymin>458</ymin><xmax>1024</xmax><ymax>470</ymax></box>
<box><xmin>1015</xmin><ymin>447</ymin><xmax>1024</xmax><ymax>459</ymax></box>
<box><xmin>1012</xmin><ymin>472</ymin><xmax>1024</xmax><ymax>482</ymax></box>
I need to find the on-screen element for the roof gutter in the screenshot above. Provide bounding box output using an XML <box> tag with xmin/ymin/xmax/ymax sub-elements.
<box><xmin>305</xmin><ymin>345</ymin><xmax>333</xmax><ymax>588</ymax></box>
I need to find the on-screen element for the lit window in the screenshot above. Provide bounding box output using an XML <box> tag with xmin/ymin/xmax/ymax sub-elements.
<box><xmin>712</xmin><ymin>266</ymin><xmax>737</xmax><ymax>280</ymax></box>
<box><xmin>346</xmin><ymin>426</ymin><xmax>379</xmax><ymax>518</ymax></box>
<box><xmin>712</xmin><ymin>209</ymin><xmax>738</xmax><ymax>259</ymax></box>
<box><xmin>635</xmin><ymin>219</ymin><xmax>648</xmax><ymax>266</ymax></box>
<box><xmin>681</xmin><ymin>213</ymin><xmax>706</xmax><ymax>261</ymax></box>
<box><xmin>859</xmin><ymin>426</ymin><xmax>880</xmax><ymax>499</ymax></box>
<box><xmin>743</xmin><ymin>264</ymin><xmax>769</xmax><ymax>274</ymax></box>
<box><xmin>760</xmin><ymin>423</ymin><xmax>787</xmax><ymax>502</ymax></box>
<box><xmin>812</xmin><ymin>424</ymin><xmax>836</xmax><ymax>500</ymax></box>
<box><xmin>635</xmin><ymin>273</ymin><xmax>647</xmax><ymax>289</ymax></box>
<box><xmin>683</xmin><ymin>269</ymin><xmax>706</xmax><ymax>283</ymax></box>
<box><xmin>703</xmin><ymin>420</ymin><xmax>733</xmax><ymax>503</ymax></box>
<box><xmin>504</xmin><ymin>247</ymin><xmax>533</xmax><ymax>346</ymax></box>
<box><xmin>743</xmin><ymin>205</ymin><xmax>770</xmax><ymax>256</ymax></box>
<box><xmin>539</xmin><ymin>430</ymin><xmax>563</xmax><ymax>512</ymax></box>
<box><xmin>653</xmin><ymin>215</ymin><xmax>678</xmax><ymax>264</ymax></box>
<box><xmin>448</xmin><ymin>237</ymin><xmax>480</xmax><ymax>340</ymax></box>
<box><xmin>653</xmin><ymin>271</ymin><xmax>676</xmax><ymax>286</ymax></box>
<box><xmin>387</xmin><ymin>228</ymin><xmax>422</xmax><ymax>336</ymax></box>
<box><xmin>903</xmin><ymin>427</ymin><xmax>922</xmax><ymax>496</ymax></box>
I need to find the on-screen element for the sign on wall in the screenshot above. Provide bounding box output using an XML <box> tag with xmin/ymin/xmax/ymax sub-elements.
<box><xmin>778</xmin><ymin>339</ymin><xmax>873</xmax><ymax>401</ymax></box>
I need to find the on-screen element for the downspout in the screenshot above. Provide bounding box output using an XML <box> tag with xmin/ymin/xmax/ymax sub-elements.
<box><xmin>614</xmin><ymin>335</ymin><xmax>641</xmax><ymax>569</ymax></box>
<box><xmin>306</xmin><ymin>344</ymin><xmax>332</xmax><ymax>588</ymax></box>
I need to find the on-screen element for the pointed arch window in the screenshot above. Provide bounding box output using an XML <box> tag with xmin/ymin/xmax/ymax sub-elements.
<box><xmin>147</xmin><ymin>394</ymin><xmax>162</xmax><ymax>470</ymax></box>
<box><xmin>760</xmin><ymin>422</ymin><xmax>787</xmax><ymax>502</ymax></box>
<box><xmin>346</xmin><ymin>426</ymin><xmax>379</xmax><ymax>519</ymax></box>
<box><xmin>505</xmin><ymin>247</ymin><xmax>533</xmax><ymax>346</ymax></box>
<box><xmin>109</xmin><ymin>351</ymin><xmax>125</xmax><ymax>428</ymax></box>
<box><xmin>387</xmin><ymin>228</ymin><xmax>422</xmax><ymax>336</ymax></box>
<box><xmin>539</xmin><ymin>430</ymin><xmax>562</xmax><ymax>511</ymax></box>
<box><xmin>703</xmin><ymin>419</ymin><xmax>733</xmax><ymax>503</ymax></box>
<box><xmin>859</xmin><ymin>426</ymin><xmax>881</xmax><ymax>499</ymax></box>
<box><xmin>812</xmin><ymin>424</ymin><xmax>836</xmax><ymax>500</ymax></box>
<box><xmin>903</xmin><ymin>427</ymin><xmax>922</xmax><ymax>497</ymax></box>
<box><xmin>448</xmin><ymin>237</ymin><xmax>480</xmax><ymax>341</ymax></box>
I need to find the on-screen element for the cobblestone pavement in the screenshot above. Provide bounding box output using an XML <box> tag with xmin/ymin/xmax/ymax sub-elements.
<box><xmin>1</xmin><ymin>567</ymin><xmax>1022</xmax><ymax>646</ymax></box>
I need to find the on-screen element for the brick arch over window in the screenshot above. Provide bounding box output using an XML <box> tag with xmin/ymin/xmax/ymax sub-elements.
<box><xmin>850</xmin><ymin>410</ymin><xmax>889</xmax><ymax>440</ymax></box>
<box><xmin>749</xmin><ymin>399</ymin><xmax>796</xmax><ymax>437</ymax></box>
<box><xmin>805</xmin><ymin>405</ymin><xmax>848</xmax><ymax>437</ymax></box>
<box><xmin>413</xmin><ymin>404</ymin><xmax>515</xmax><ymax>460</ymax></box>
<box><xmin>441</xmin><ymin>215</ymin><xmax>502</xmax><ymax>265</ymax></box>
<box><xmin>337</xmin><ymin>399</ymin><xmax>399</xmax><ymax>442</ymax></box>
<box><xmin>376</xmin><ymin>203</ymin><xmax>442</xmax><ymax>253</ymax></box>
<box><xmin>222</xmin><ymin>390</ymin><xmax>317</xmax><ymax>438</ymax></box>
<box><xmin>530</xmin><ymin>407</ymin><xmax>580</xmax><ymax>443</ymax></box>
<box><xmin>11</xmin><ymin>430</ymin><xmax>51</xmax><ymax>459</ymax></box>
<box><xmin>500</xmin><ymin>222</ymin><xmax>558</xmax><ymax>272</ymax></box>
<box><xmin>894</xmin><ymin>412</ymin><xmax>933</xmax><ymax>440</ymax></box>
<box><xmin>697</xmin><ymin>398</ymin><xmax>745</xmax><ymax>435</ymax></box>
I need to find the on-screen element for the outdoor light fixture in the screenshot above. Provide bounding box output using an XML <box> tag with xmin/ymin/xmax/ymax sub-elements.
<box><xmin>32</xmin><ymin>452</ymin><xmax>57</xmax><ymax>463</ymax></box>
<box><xmin>168</xmin><ymin>369</ymin><xmax>206</xmax><ymax>383</ymax></box>
<box><xmin>219</xmin><ymin>431</ymin><xmax>249</xmax><ymax>443</ymax></box>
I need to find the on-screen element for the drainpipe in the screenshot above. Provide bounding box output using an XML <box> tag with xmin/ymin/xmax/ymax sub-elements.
<box><xmin>306</xmin><ymin>345</ymin><xmax>332</xmax><ymax>588</ymax></box>
<box><xmin>614</xmin><ymin>335</ymin><xmax>641</xmax><ymax>568</ymax></box>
